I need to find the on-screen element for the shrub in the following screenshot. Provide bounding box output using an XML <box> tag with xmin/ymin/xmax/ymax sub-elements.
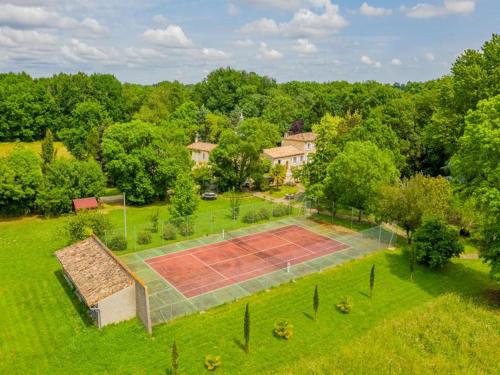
<box><xmin>137</xmin><ymin>230</ymin><xmax>152</xmax><ymax>245</ymax></box>
<box><xmin>65</xmin><ymin>211</ymin><xmax>112</xmax><ymax>244</ymax></box>
<box><xmin>108</xmin><ymin>234</ymin><xmax>127</xmax><ymax>251</ymax></box>
<box><xmin>204</xmin><ymin>355</ymin><xmax>221</xmax><ymax>371</ymax></box>
<box><xmin>179</xmin><ymin>221</ymin><xmax>194</xmax><ymax>237</ymax></box>
<box><xmin>257</xmin><ymin>207</ymin><xmax>270</xmax><ymax>221</ymax></box>
<box><xmin>242</xmin><ymin>210</ymin><xmax>258</xmax><ymax>224</ymax></box>
<box><xmin>150</xmin><ymin>209</ymin><xmax>159</xmax><ymax>233</ymax></box>
<box><xmin>337</xmin><ymin>296</ymin><xmax>353</xmax><ymax>314</ymax></box>
<box><xmin>162</xmin><ymin>223</ymin><xmax>177</xmax><ymax>240</ymax></box>
<box><xmin>274</xmin><ymin>319</ymin><xmax>293</xmax><ymax>339</ymax></box>
<box><xmin>413</xmin><ymin>218</ymin><xmax>464</xmax><ymax>269</ymax></box>
<box><xmin>272</xmin><ymin>204</ymin><xmax>289</xmax><ymax>217</ymax></box>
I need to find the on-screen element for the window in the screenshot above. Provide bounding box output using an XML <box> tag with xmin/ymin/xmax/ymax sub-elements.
<box><xmin>293</xmin><ymin>156</ymin><xmax>297</xmax><ymax>163</ymax></box>
<box><xmin>306</xmin><ymin>143</ymin><xmax>311</xmax><ymax>150</ymax></box>
<box><xmin>300</xmin><ymin>155</ymin><xmax>304</xmax><ymax>162</ymax></box>
<box><xmin>278</xmin><ymin>159</ymin><xmax>282</xmax><ymax>164</ymax></box>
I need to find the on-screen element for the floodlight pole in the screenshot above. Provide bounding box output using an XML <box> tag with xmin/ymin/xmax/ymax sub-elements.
<box><xmin>123</xmin><ymin>192</ymin><xmax>127</xmax><ymax>239</ymax></box>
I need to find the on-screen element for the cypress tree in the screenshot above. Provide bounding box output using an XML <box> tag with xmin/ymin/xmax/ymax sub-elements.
<box><xmin>244</xmin><ymin>303</ymin><xmax>250</xmax><ymax>353</ymax></box>
<box><xmin>40</xmin><ymin>129</ymin><xmax>56</xmax><ymax>171</ymax></box>
<box><xmin>369</xmin><ymin>265</ymin><xmax>375</xmax><ymax>298</ymax></box>
<box><xmin>171</xmin><ymin>340</ymin><xmax>179</xmax><ymax>375</ymax></box>
<box><xmin>313</xmin><ymin>285</ymin><xmax>319</xmax><ymax>321</ymax></box>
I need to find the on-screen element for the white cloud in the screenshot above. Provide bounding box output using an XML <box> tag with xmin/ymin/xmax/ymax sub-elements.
<box><xmin>241</xmin><ymin>18</ymin><xmax>280</xmax><ymax>35</ymax></box>
<box><xmin>0</xmin><ymin>4</ymin><xmax>105</xmax><ymax>34</ymax></box>
<box><xmin>227</xmin><ymin>3</ymin><xmax>240</xmax><ymax>15</ymax></box>
<box><xmin>360</xmin><ymin>2</ymin><xmax>392</xmax><ymax>16</ymax></box>
<box><xmin>401</xmin><ymin>0</ymin><xmax>476</xmax><ymax>18</ymax></box>
<box><xmin>152</xmin><ymin>14</ymin><xmax>169</xmax><ymax>26</ymax></box>
<box><xmin>143</xmin><ymin>25</ymin><xmax>193</xmax><ymax>48</ymax></box>
<box><xmin>0</xmin><ymin>26</ymin><xmax>57</xmax><ymax>48</ymax></box>
<box><xmin>293</xmin><ymin>38</ymin><xmax>317</xmax><ymax>53</ymax></box>
<box><xmin>201</xmin><ymin>47</ymin><xmax>228</xmax><ymax>59</ymax></box>
<box><xmin>360</xmin><ymin>55</ymin><xmax>381</xmax><ymax>68</ymax></box>
<box><xmin>241</xmin><ymin>0</ymin><xmax>349</xmax><ymax>38</ymax></box>
<box><xmin>424</xmin><ymin>52</ymin><xmax>435</xmax><ymax>61</ymax></box>
<box><xmin>257</xmin><ymin>42</ymin><xmax>283</xmax><ymax>60</ymax></box>
<box><xmin>390</xmin><ymin>58</ymin><xmax>402</xmax><ymax>65</ymax></box>
<box><xmin>235</xmin><ymin>39</ymin><xmax>255</xmax><ymax>47</ymax></box>
<box><xmin>61</xmin><ymin>38</ymin><xmax>111</xmax><ymax>63</ymax></box>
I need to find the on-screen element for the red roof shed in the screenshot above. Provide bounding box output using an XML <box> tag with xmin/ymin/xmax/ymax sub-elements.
<box><xmin>73</xmin><ymin>197</ymin><xmax>99</xmax><ymax>211</ymax></box>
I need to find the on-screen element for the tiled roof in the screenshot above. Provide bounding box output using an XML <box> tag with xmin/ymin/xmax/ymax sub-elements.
<box><xmin>73</xmin><ymin>197</ymin><xmax>98</xmax><ymax>210</ymax></box>
<box><xmin>263</xmin><ymin>145</ymin><xmax>304</xmax><ymax>159</ymax></box>
<box><xmin>187</xmin><ymin>142</ymin><xmax>217</xmax><ymax>152</ymax></box>
<box><xmin>284</xmin><ymin>132</ymin><xmax>318</xmax><ymax>142</ymax></box>
<box><xmin>55</xmin><ymin>236</ymin><xmax>134</xmax><ymax>307</ymax></box>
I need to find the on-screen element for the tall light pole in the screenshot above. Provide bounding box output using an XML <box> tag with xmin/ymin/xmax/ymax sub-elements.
<box><xmin>123</xmin><ymin>192</ymin><xmax>127</xmax><ymax>238</ymax></box>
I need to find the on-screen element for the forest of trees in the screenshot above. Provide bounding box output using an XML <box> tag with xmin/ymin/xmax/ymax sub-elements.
<box><xmin>0</xmin><ymin>35</ymin><xmax>498</xmax><ymax>280</ymax></box>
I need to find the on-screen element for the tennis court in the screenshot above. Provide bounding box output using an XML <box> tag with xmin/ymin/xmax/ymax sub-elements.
<box><xmin>145</xmin><ymin>225</ymin><xmax>349</xmax><ymax>298</ymax></box>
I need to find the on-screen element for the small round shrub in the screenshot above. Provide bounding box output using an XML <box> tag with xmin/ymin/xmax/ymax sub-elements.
<box><xmin>272</xmin><ymin>204</ymin><xmax>289</xmax><ymax>217</ymax></box>
<box><xmin>204</xmin><ymin>355</ymin><xmax>221</xmax><ymax>371</ymax></box>
<box><xmin>336</xmin><ymin>296</ymin><xmax>353</xmax><ymax>314</ymax></box>
<box><xmin>242</xmin><ymin>210</ymin><xmax>258</xmax><ymax>224</ymax></box>
<box><xmin>274</xmin><ymin>319</ymin><xmax>293</xmax><ymax>339</ymax></box>
<box><xmin>108</xmin><ymin>234</ymin><xmax>127</xmax><ymax>251</ymax></box>
<box><xmin>257</xmin><ymin>207</ymin><xmax>270</xmax><ymax>221</ymax></box>
<box><xmin>162</xmin><ymin>223</ymin><xmax>177</xmax><ymax>240</ymax></box>
<box><xmin>137</xmin><ymin>230</ymin><xmax>152</xmax><ymax>245</ymax></box>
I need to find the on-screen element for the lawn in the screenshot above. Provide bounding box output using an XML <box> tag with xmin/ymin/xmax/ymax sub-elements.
<box><xmin>103</xmin><ymin>194</ymin><xmax>300</xmax><ymax>254</ymax></box>
<box><xmin>0</xmin><ymin>141</ymin><xmax>72</xmax><ymax>159</ymax></box>
<box><xmin>0</xmin><ymin>210</ymin><xmax>497</xmax><ymax>374</ymax></box>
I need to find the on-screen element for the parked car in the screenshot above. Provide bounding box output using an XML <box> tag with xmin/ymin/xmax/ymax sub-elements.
<box><xmin>202</xmin><ymin>191</ymin><xmax>217</xmax><ymax>200</ymax></box>
<box><xmin>285</xmin><ymin>194</ymin><xmax>295</xmax><ymax>200</ymax></box>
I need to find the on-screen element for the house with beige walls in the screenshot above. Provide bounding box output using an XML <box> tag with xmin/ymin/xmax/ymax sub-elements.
<box><xmin>262</xmin><ymin>132</ymin><xmax>317</xmax><ymax>183</ymax></box>
<box><xmin>187</xmin><ymin>141</ymin><xmax>217</xmax><ymax>166</ymax></box>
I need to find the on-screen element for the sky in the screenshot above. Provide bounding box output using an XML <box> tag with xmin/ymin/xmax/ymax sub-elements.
<box><xmin>0</xmin><ymin>0</ymin><xmax>498</xmax><ymax>84</ymax></box>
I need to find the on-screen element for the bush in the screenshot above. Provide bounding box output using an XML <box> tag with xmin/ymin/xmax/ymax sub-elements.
<box><xmin>204</xmin><ymin>355</ymin><xmax>221</xmax><ymax>371</ymax></box>
<box><xmin>108</xmin><ymin>234</ymin><xmax>127</xmax><ymax>251</ymax></box>
<box><xmin>336</xmin><ymin>296</ymin><xmax>353</xmax><ymax>314</ymax></box>
<box><xmin>272</xmin><ymin>204</ymin><xmax>289</xmax><ymax>217</ymax></box>
<box><xmin>274</xmin><ymin>319</ymin><xmax>294</xmax><ymax>339</ymax></box>
<box><xmin>242</xmin><ymin>210</ymin><xmax>258</xmax><ymax>224</ymax></box>
<box><xmin>65</xmin><ymin>211</ymin><xmax>112</xmax><ymax>244</ymax></box>
<box><xmin>413</xmin><ymin>218</ymin><xmax>464</xmax><ymax>269</ymax></box>
<box><xmin>162</xmin><ymin>223</ymin><xmax>177</xmax><ymax>240</ymax></box>
<box><xmin>257</xmin><ymin>207</ymin><xmax>270</xmax><ymax>221</ymax></box>
<box><xmin>137</xmin><ymin>230</ymin><xmax>152</xmax><ymax>245</ymax></box>
<box><xmin>179</xmin><ymin>221</ymin><xmax>194</xmax><ymax>237</ymax></box>
<box><xmin>149</xmin><ymin>209</ymin><xmax>159</xmax><ymax>233</ymax></box>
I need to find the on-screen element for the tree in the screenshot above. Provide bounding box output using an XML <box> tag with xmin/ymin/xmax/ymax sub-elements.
<box><xmin>413</xmin><ymin>218</ymin><xmax>464</xmax><ymax>269</ymax></box>
<box><xmin>169</xmin><ymin>173</ymin><xmax>199</xmax><ymax>223</ymax></box>
<box><xmin>409</xmin><ymin>246</ymin><xmax>416</xmax><ymax>281</ymax></box>
<box><xmin>229</xmin><ymin>188</ymin><xmax>241</xmax><ymax>220</ymax></box>
<box><xmin>102</xmin><ymin>121</ymin><xmax>190</xmax><ymax>204</ymax></box>
<box><xmin>64</xmin><ymin>210</ymin><xmax>112</xmax><ymax>244</ymax></box>
<box><xmin>269</xmin><ymin>163</ymin><xmax>286</xmax><ymax>189</ymax></box>
<box><xmin>369</xmin><ymin>265</ymin><xmax>375</xmax><ymax>298</ymax></box>
<box><xmin>59</xmin><ymin>100</ymin><xmax>110</xmax><ymax>161</ymax></box>
<box><xmin>376</xmin><ymin>174</ymin><xmax>452</xmax><ymax>244</ymax></box>
<box><xmin>171</xmin><ymin>340</ymin><xmax>179</xmax><ymax>375</ymax></box>
<box><xmin>135</xmin><ymin>81</ymin><xmax>188</xmax><ymax>124</ymax></box>
<box><xmin>451</xmin><ymin>94</ymin><xmax>500</xmax><ymax>280</ymax></box>
<box><xmin>210</xmin><ymin>118</ymin><xmax>280</xmax><ymax>190</ymax></box>
<box><xmin>40</xmin><ymin>129</ymin><xmax>56</xmax><ymax>171</ymax></box>
<box><xmin>313</xmin><ymin>285</ymin><xmax>319</xmax><ymax>321</ymax></box>
<box><xmin>324</xmin><ymin>141</ymin><xmax>399</xmax><ymax>221</ymax></box>
<box><xmin>0</xmin><ymin>148</ymin><xmax>42</xmax><ymax>215</ymax></box>
<box><xmin>36</xmin><ymin>159</ymin><xmax>106</xmax><ymax>216</ymax></box>
<box><xmin>243</xmin><ymin>303</ymin><xmax>250</xmax><ymax>353</ymax></box>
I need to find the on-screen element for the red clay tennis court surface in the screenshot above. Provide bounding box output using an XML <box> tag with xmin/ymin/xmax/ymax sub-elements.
<box><xmin>146</xmin><ymin>225</ymin><xmax>349</xmax><ymax>298</ymax></box>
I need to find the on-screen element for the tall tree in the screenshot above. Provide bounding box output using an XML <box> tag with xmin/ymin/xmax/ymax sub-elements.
<box><xmin>244</xmin><ymin>303</ymin><xmax>250</xmax><ymax>353</ymax></box>
<box><xmin>168</xmin><ymin>173</ymin><xmax>199</xmax><ymax>222</ymax></box>
<box><xmin>40</xmin><ymin>129</ymin><xmax>56</xmax><ymax>171</ymax></box>
<box><xmin>376</xmin><ymin>173</ymin><xmax>453</xmax><ymax>244</ymax></box>
<box><xmin>324</xmin><ymin>141</ymin><xmax>399</xmax><ymax>221</ymax></box>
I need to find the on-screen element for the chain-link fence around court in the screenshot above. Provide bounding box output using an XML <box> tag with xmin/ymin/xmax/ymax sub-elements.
<box><xmin>103</xmin><ymin>198</ymin><xmax>313</xmax><ymax>252</ymax></box>
<box><xmin>120</xmin><ymin>216</ymin><xmax>397</xmax><ymax>325</ymax></box>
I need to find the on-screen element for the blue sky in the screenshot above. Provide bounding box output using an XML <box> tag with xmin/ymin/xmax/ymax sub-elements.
<box><xmin>0</xmin><ymin>0</ymin><xmax>498</xmax><ymax>84</ymax></box>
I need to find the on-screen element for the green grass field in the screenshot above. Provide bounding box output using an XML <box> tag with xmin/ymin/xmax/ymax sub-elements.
<box><xmin>0</xmin><ymin>141</ymin><xmax>72</xmax><ymax>159</ymax></box>
<box><xmin>0</xmin><ymin>205</ymin><xmax>497</xmax><ymax>374</ymax></box>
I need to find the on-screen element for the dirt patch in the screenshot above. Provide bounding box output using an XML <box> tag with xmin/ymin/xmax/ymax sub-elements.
<box><xmin>316</xmin><ymin>221</ymin><xmax>357</xmax><ymax>235</ymax></box>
